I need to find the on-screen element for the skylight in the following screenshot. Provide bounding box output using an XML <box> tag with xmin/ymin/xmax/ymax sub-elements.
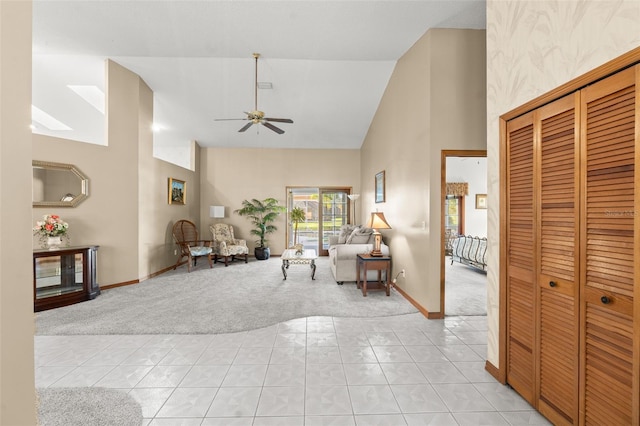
<box><xmin>67</xmin><ymin>85</ymin><xmax>105</xmax><ymax>114</ymax></box>
<box><xmin>31</xmin><ymin>105</ymin><xmax>72</xmax><ymax>131</ymax></box>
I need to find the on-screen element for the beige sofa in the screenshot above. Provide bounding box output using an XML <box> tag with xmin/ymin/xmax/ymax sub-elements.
<box><xmin>328</xmin><ymin>225</ymin><xmax>390</xmax><ymax>284</ymax></box>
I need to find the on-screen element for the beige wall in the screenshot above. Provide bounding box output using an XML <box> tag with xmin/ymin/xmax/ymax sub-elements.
<box><xmin>201</xmin><ymin>147</ymin><xmax>361</xmax><ymax>254</ymax></box>
<box><xmin>32</xmin><ymin>61</ymin><xmax>200</xmax><ymax>286</ymax></box>
<box><xmin>139</xmin><ymin>140</ymin><xmax>201</xmax><ymax>278</ymax></box>
<box><xmin>0</xmin><ymin>1</ymin><xmax>37</xmax><ymax>424</ymax></box>
<box><xmin>485</xmin><ymin>0</ymin><xmax>640</xmax><ymax>366</ymax></box>
<box><xmin>361</xmin><ymin>28</ymin><xmax>486</xmax><ymax>313</ymax></box>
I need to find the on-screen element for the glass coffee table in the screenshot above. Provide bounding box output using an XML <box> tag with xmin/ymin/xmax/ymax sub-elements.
<box><xmin>281</xmin><ymin>249</ymin><xmax>317</xmax><ymax>280</ymax></box>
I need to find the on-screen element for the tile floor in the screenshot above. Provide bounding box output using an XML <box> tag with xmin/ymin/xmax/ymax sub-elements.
<box><xmin>35</xmin><ymin>314</ymin><xmax>551</xmax><ymax>425</ymax></box>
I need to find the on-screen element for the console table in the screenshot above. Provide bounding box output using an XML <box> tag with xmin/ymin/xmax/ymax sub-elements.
<box><xmin>356</xmin><ymin>253</ymin><xmax>391</xmax><ymax>297</ymax></box>
<box><xmin>33</xmin><ymin>245</ymin><xmax>99</xmax><ymax>311</ymax></box>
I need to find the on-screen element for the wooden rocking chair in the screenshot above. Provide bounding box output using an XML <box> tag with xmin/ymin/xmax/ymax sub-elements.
<box><xmin>172</xmin><ymin>220</ymin><xmax>213</xmax><ymax>272</ymax></box>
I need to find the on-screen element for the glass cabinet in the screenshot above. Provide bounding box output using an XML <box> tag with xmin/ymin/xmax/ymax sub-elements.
<box><xmin>33</xmin><ymin>245</ymin><xmax>99</xmax><ymax>311</ymax></box>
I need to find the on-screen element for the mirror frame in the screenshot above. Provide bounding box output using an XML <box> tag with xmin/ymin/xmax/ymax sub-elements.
<box><xmin>33</xmin><ymin>160</ymin><xmax>89</xmax><ymax>208</ymax></box>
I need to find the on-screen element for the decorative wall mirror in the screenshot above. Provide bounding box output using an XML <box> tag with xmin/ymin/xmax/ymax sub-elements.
<box><xmin>32</xmin><ymin>160</ymin><xmax>89</xmax><ymax>207</ymax></box>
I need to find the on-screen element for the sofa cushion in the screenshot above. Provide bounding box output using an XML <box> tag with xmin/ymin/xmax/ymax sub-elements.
<box><xmin>346</xmin><ymin>226</ymin><xmax>374</xmax><ymax>244</ymax></box>
<box><xmin>338</xmin><ymin>224</ymin><xmax>358</xmax><ymax>244</ymax></box>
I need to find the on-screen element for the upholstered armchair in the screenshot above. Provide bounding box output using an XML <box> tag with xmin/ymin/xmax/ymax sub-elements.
<box><xmin>210</xmin><ymin>223</ymin><xmax>249</xmax><ymax>266</ymax></box>
<box><xmin>172</xmin><ymin>220</ymin><xmax>213</xmax><ymax>273</ymax></box>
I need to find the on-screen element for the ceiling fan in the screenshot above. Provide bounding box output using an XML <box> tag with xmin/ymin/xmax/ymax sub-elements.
<box><xmin>215</xmin><ymin>53</ymin><xmax>293</xmax><ymax>134</ymax></box>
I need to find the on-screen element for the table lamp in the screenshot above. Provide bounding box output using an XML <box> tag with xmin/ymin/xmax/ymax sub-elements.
<box><xmin>210</xmin><ymin>206</ymin><xmax>225</xmax><ymax>221</ymax></box>
<box><xmin>367</xmin><ymin>211</ymin><xmax>391</xmax><ymax>256</ymax></box>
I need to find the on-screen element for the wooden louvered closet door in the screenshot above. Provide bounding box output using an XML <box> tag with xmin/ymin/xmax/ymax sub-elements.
<box><xmin>504</xmin><ymin>62</ymin><xmax>639</xmax><ymax>426</ymax></box>
<box><xmin>505</xmin><ymin>112</ymin><xmax>536</xmax><ymax>404</ymax></box>
<box><xmin>579</xmin><ymin>66</ymin><xmax>638</xmax><ymax>425</ymax></box>
<box><xmin>536</xmin><ymin>93</ymin><xmax>580</xmax><ymax>425</ymax></box>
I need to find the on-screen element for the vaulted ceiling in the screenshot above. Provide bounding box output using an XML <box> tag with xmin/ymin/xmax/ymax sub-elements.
<box><xmin>32</xmin><ymin>1</ymin><xmax>486</xmax><ymax>152</ymax></box>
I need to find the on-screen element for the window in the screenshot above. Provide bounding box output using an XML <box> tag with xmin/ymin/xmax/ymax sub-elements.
<box><xmin>445</xmin><ymin>195</ymin><xmax>464</xmax><ymax>236</ymax></box>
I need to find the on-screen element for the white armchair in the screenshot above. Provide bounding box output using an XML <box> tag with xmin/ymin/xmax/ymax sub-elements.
<box><xmin>209</xmin><ymin>223</ymin><xmax>249</xmax><ymax>266</ymax></box>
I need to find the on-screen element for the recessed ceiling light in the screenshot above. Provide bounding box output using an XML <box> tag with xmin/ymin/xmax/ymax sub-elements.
<box><xmin>257</xmin><ymin>82</ymin><xmax>273</xmax><ymax>90</ymax></box>
<box><xmin>67</xmin><ymin>85</ymin><xmax>105</xmax><ymax>114</ymax></box>
<box><xmin>151</xmin><ymin>123</ymin><xmax>164</xmax><ymax>132</ymax></box>
<box><xmin>31</xmin><ymin>105</ymin><xmax>72</xmax><ymax>131</ymax></box>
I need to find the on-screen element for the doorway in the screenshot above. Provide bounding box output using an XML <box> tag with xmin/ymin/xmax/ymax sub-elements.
<box><xmin>287</xmin><ymin>187</ymin><xmax>350</xmax><ymax>256</ymax></box>
<box><xmin>440</xmin><ymin>150</ymin><xmax>487</xmax><ymax>316</ymax></box>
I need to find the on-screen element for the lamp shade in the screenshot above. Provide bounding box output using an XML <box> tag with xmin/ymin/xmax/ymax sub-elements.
<box><xmin>209</xmin><ymin>205</ymin><xmax>225</xmax><ymax>218</ymax></box>
<box><xmin>367</xmin><ymin>212</ymin><xmax>391</xmax><ymax>230</ymax></box>
<box><xmin>347</xmin><ymin>194</ymin><xmax>360</xmax><ymax>201</ymax></box>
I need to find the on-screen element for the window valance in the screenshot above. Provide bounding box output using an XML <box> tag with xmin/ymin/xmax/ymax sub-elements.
<box><xmin>446</xmin><ymin>182</ymin><xmax>469</xmax><ymax>197</ymax></box>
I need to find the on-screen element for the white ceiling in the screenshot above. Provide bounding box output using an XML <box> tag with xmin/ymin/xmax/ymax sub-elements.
<box><xmin>32</xmin><ymin>1</ymin><xmax>486</xmax><ymax>153</ymax></box>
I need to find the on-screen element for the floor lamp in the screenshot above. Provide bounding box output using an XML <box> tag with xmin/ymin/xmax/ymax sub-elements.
<box><xmin>347</xmin><ymin>194</ymin><xmax>360</xmax><ymax>225</ymax></box>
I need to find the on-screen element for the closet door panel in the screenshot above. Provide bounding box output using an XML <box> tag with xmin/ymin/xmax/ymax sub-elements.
<box><xmin>537</xmin><ymin>94</ymin><xmax>579</xmax><ymax>425</ymax></box>
<box><xmin>583</xmin><ymin>293</ymin><xmax>633</xmax><ymax>426</ymax></box>
<box><xmin>580</xmin><ymin>65</ymin><xmax>637</xmax><ymax>425</ymax></box>
<box><xmin>506</xmin><ymin>113</ymin><xmax>536</xmax><ymax>403</ymax></box>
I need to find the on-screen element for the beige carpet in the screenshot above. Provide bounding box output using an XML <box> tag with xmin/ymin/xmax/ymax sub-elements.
<box><xmin>36</xmin><ymin>257</ymin><xmax>418</xmax><ymax>335</ymax></box>
<box><xmin>445</xmin><ymin>257</ymin><xmax>487</xmax><ymax>316</ymax></box>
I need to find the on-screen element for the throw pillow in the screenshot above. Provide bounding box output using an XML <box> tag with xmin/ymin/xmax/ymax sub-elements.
<box><xmin>346</xmin><ymin>226</ymin><xmax>374</xmax><ymax>244</ymax></box>
<box><xmin>338</xmin><ymin>224</ymin><xmax>358</xmax><ymax>244</ymax></box>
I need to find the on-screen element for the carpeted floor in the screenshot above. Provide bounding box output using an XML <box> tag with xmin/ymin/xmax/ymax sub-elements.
<box><xmin>445</xmin><ymin>257</ymin><xmax>487</xmax><ymax>316</ymax></box>
<box><xmin>37</xmin><ymin>387</ymin><xmax>142</xmax><ymax>426</ymax></box>
<box><xmin>36</xmin><ymin>257</ymin><xmax>418</xmax><ymax>335</ymax></box>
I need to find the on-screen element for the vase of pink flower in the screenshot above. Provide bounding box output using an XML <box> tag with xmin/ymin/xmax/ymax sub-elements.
<box><xmin>33</xmin><ymin>214</ymin><xmax>69</xmax><ymax>250</ymax></box>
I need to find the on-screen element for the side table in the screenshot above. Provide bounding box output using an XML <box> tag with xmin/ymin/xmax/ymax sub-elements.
<box><xmin>356</xmin><ymin>253</ymin><xmax>391</xmax><ymax>297</ymax></box>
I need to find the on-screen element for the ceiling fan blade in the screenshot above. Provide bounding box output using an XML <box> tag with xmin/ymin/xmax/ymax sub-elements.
<box><xmin>238</xmin><ymin>122</ymin><xmax>254</xmax><ymax>132</ymax></box>
<box><xmin>264</xmin><ymin>118</ymin><xmax>293</xmax><ymax>123</ymax></box>
<box><xmin>262</xmin><ymin>121</ymin><xmax>285</xmax><ymax>134</ymax></box>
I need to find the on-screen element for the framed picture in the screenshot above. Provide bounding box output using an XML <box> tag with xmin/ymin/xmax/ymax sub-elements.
<box><xmin>475</xmin><ymin>193</ymin><xmax>487</xmax><ymax>209</ymax></box>
<box><xmin>375</xmin><ymin>170</ymin><xmax>385</xmax><ymax>203</ymax></box>
<box><xmin>168</xmin><ymin>178</ymin><xmax>186</xmax><ymax>205</ymax></box>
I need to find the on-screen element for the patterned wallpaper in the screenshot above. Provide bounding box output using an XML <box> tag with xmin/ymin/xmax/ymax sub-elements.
<box><xmin>485</xmin><ymin>0</ymin><xmax>640</xmax><ymax>365</ymax></box>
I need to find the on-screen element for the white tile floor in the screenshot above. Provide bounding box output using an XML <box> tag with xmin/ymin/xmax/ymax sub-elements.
<box><xmin>35</xmin><ymin>314</ymin><xmax>552</xmax><ymax>425</ymax></box>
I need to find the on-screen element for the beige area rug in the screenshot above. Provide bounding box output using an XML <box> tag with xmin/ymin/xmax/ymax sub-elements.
<box><xmin>37</xmin><ymin>387</ymin><xmax>142</xmax><ymax>426</ymax></box>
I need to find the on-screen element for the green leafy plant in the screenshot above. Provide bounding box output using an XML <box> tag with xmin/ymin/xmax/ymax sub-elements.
<box><xmin>290</xmin><ymin>206</ymin><xmax>306</xmax><ymax>246</ymax></box>
<box><xmin>235</xmin><ymin>198</ymin><xmax>286</xmax><ymax>248</ymax></box>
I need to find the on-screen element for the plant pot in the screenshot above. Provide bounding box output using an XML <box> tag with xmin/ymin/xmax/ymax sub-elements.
<box><xmin>254</xmin><ymin>247</ymin><xmax>270</xmax><ymax>260</ymax></box>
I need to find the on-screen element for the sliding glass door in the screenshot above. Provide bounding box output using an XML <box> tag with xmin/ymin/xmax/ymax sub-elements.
<box><xmin>287</xmin><ymin>187</ymin><xmax>350</xmax><ymax>256</ymax></box>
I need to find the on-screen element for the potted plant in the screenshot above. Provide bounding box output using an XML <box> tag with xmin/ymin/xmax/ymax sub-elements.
<box><xmin>33</xmin><ymin>214</ymin><xmax>69</xmax><ymax>250</ymax></box>
<box><xmin>290</xmin><ymin>206</ymin><xmax>306</xmax><ymax>254</ymax></box>
<box><xmin>235</xmin><ymin>198</ymin><xmax>285</xmax><ymax>260</ymax></box>
<box><xmin>290</xmin><ymin>207</ymin><xmax>306</xmax><ymax>246</ymax></box>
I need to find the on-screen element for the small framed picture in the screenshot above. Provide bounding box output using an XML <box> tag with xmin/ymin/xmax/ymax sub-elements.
<box><xmin>475</xmin><ymin>193</ymin><xmax>487</xmax><ymax>209</ymax></box>
<box><xmin>168</xmin><ymin>178</ymin><xmax>186</xmax><ymax>205</ymax></box>
<box><xmin>375</xmin><ymin>170</ymin><xmax>385</xmax><ymax>203</ymax></box>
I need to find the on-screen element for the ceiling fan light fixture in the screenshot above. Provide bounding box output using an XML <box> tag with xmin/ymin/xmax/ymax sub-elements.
<box><xmin>214</xmin><ymin>52</ymin><xmax>293</xmax><ymax>135</ymax></box>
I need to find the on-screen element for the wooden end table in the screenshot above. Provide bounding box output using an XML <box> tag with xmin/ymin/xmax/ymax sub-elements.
<box><xmin>356</xmin><ymin>253</ymin><xmax>391</xmax><ymax>297</ymax></box>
